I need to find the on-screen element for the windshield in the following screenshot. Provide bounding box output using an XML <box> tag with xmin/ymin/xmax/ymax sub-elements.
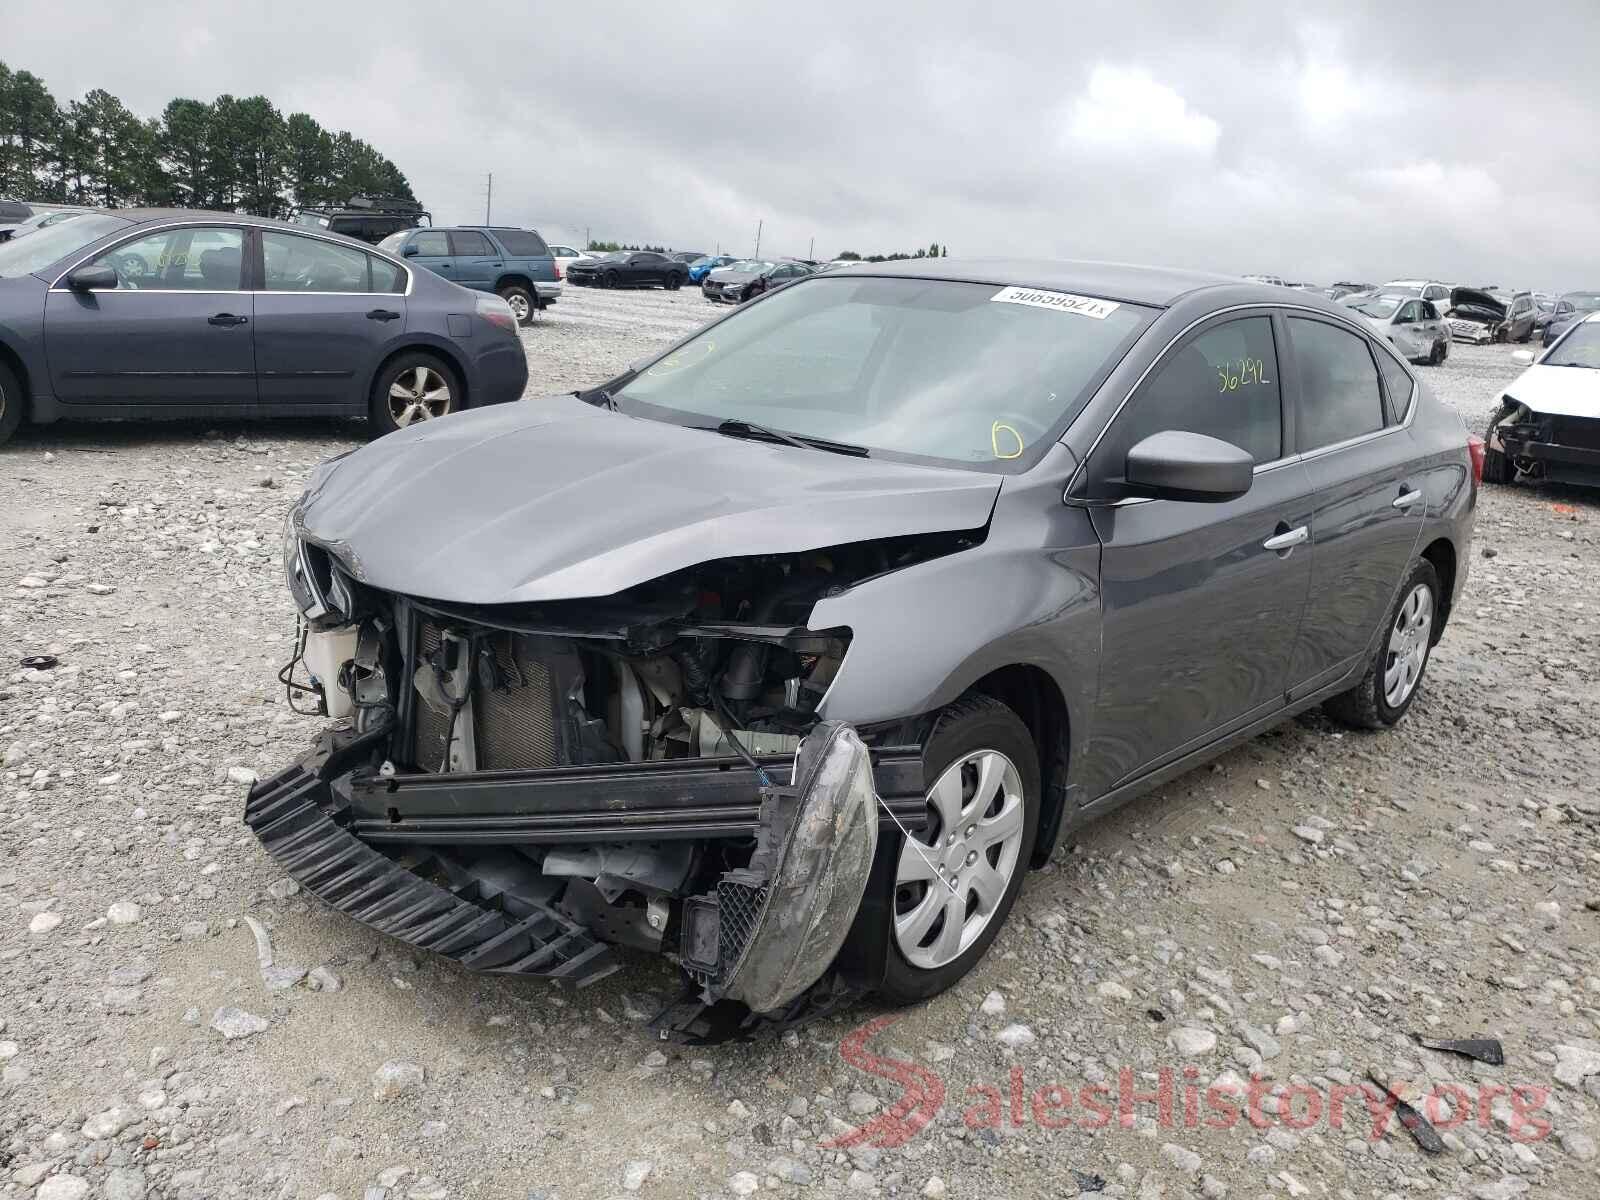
<box><xmin>1353</xmin><ymin>296</ymin><xmax>1402</xmax><ymax>319</ymax></box>
<box><xmin>0</xmin><ymin>214</ymin><xmax>130</xmax><ymax>278</ymax></box>
<box><xmin>689</xmin><ymin>256</ymin><xmax>714</xmax><ymax>268</ymax></box>
<box><xmin>612</xmin><ymin>276</ymin><xmax>1153</xmax><ymax>470</ymax></box>
<box><xmin>1561</xmin><ymin>292</ymin><xmax>1600</xmax><ymax>312</ymax></box>
<box><xmin>377</xmin><ymin>231</ymin><xmax>408</xmax><ymax>253</ymax></box>
<box><xmin>1546</xmin><ymin>322</ymin><xmax>1600</xmax><ymax>368</ymax></box>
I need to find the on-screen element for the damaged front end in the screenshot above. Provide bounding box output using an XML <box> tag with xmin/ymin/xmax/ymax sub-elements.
<box><xmin>251</xmin><ymin>521</ymin><xmax>973</xmax><ymax>1029</ymax></box>
<box><xmin>1445</xmin><ymin>288</ymin><xmax>1507</xmax><ymax>344</ymax></box>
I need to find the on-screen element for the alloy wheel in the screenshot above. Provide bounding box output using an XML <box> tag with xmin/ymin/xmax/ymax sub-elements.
<box><xmin>387</xmin><ymin>366</ymin><xmax>454</xmax><ymax>427</ymax></box>
<box><xmin>506</xmin><ymin>293</ymin><xmax>532</xmax><ymax>322</ymax></box>
<box><xmin>893</xmin><ymin>749</ymin><xmax>1026</xmax><ymax>969</ymax></box>
<box><xmin>1384</xmin><ymin>582</ymin><xmax>1433</xmax><ymax>707</ymax></box>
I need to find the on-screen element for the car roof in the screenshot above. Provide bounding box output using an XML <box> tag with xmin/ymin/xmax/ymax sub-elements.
<box><xmin>815</xmin><ymin>257</ymin><xmax>1302</xmax><ymax>308</ymax></box>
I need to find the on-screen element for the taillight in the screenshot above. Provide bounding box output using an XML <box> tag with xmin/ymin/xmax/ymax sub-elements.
<box><xmin>1467</xmin><ymin>433</ymin><xmax>1486</xmax><ymax>486</ymax></box>
<box><xmin>554</xmin><ymin>262</ymin><xmax>562</xmax><ymax>280</ymax></box>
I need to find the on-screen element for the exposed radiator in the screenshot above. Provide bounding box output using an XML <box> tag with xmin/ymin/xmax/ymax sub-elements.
<box><xmin>410</xmin><ymin>621</ymin><xmax>562</xmax><ymax>772</ymax></box>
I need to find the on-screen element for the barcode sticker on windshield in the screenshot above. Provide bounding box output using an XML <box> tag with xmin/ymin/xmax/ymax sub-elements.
<box><xmin>990</xmin><ymin>286</ymin><xmax>1119</xmax><ymax>319</ymax></box>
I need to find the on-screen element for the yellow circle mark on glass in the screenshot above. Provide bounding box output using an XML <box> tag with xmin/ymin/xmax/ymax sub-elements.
<box><xmin>991</xmin><ymin>421</ymin><xmax>1025</xmax><ymax>460</ymax></box>
<box><xmin>650</xmin><ymin>339</ymin><xmax>716</xmax><ymax>375</ymax></box>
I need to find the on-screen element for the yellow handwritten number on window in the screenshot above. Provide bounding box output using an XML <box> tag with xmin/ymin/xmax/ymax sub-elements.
<box><xmin>1216</xmin><ymin>357</ymin><xmax>1271</xmax><ymax>393</ymax></box>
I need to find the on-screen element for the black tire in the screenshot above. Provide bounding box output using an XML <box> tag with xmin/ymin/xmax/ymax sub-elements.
<box><xmin>664</xmin><ymin>271</ymin><xmax>682</xmax><ymax>291</ymax></box>
<box><xmin>1323</xmin><ymin>559</ymin><xmax>1440</xmax><ymax>730</ymax></box>
<box><xmin>0</xmin><ymin>360</ymin><xmax>24</xmax><ymax>447</ymax></box>
<box><xmin>497</xmin><ymin>284</ymin><xmax>535</xmax><ymax>326</ymax></box>
<box><xmin>876</xmin><ymin>696</ymin><xmax>1041</xmax><ymax>1005</ymax></box>
<box><xmin>1425</xmin><ymin>342</ymin><xmax>1442</xmax><ymax>366</ymax></box>
<box><xmin>368</xmin><ymin>351</ymin><xmax>464</xmax><ymax>438</ymax></box>
<box><xmin>603</xmin><ymin>270</ymin><xmax>619</xmax><ymax>289</ymax></box>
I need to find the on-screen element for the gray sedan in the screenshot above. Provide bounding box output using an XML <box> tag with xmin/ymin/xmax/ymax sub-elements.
<box><xmin>1351</xmin><ymin>293</ymin><xmax>1451</xmax><ymax>365</ymax></box>
<box><xmin>254</xmin><ymin>261</ymin><xmax>1478</xmax><ymax>1036</ymax></box>
<box><xmin>0</xmin><ymin>209</ymin><xmax>529</xmax><ymax>446</ymax></box>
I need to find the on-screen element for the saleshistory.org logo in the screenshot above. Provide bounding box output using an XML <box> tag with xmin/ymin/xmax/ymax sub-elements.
<box><xmin>823</xmin><ymin>1017</ymin><xmax>1552</xmax><ymax>1151</ymax></box>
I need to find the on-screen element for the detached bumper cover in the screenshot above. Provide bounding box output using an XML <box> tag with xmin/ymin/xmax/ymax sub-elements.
<box><xmin>245</xmin><ymin>732</ymin><xmax>619</xmax><ymax>986</ymax></box>
<box><xmin>244</xmin><ymin>727</ymin><xmax>924</xmax><ymax>999</ymax></box>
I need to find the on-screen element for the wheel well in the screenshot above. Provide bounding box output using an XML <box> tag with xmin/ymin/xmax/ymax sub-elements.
<box><xmin>495</xmin><ymin>275</ymin><xmax>533</xmax><ymax>293</ymax></box>
<box><xmin>0</xmin><ymin>341</ymin><xmax>31</xmax><ymax>419</ymax></box>
<box><xmin>968</xmin><ymin>664</ymin><xmax>1070</xmax><ymax>868</ymax></box>
<box><xmin>1421</xmin><ymin>537</ymin><xmax>1456</xmax><ymax>642</ymax></box>
<box><xmin>370</xmin><ymin>344</ymin><xmax>470</xmax><ymax>409</ymax></box>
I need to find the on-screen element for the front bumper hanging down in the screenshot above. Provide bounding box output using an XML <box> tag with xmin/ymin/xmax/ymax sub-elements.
<box><xmin>244</xmin><ymin>725</ymin><xmax>923</xmax><ymax>999</ymax></box>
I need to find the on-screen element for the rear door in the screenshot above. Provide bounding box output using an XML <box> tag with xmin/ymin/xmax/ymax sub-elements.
<box><xmin>1282</xmin><ymin>316</ymin><xmax>1424</xmax><ymax>697</ymax></box>
<box><xmin>252</xmin><ymin>230</ymin><xmax>408</xmax><ymax>410</ymax></box>
<box><xmin>44</xmin><ymin>223</ymin><xmax>256</xmax><ymax>408</ymax></box>
<box><xmin>1080</xmin><ymin>313</ymin><xmax>1314</xmax><ymax>794</ymax></box>
<box><xmin>447</xmin><ymin>230</ymin><xmax>500</xmax><ymax>292</ymax></box>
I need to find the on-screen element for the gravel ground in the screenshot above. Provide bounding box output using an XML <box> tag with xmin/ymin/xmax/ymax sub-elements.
<box><xmin>2</xmin><ymin>288</ymin><xmax>1597</xmax><ymax>1200</ymax></box>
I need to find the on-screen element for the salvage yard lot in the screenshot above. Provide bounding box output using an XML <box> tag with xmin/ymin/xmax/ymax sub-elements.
<box><xmin>2</xmin><ymin>286</ymin><xmax>1598</xmax><ymax>1200</ymax></box>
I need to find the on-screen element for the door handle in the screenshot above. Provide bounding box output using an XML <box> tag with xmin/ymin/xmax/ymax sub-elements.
<box><xmin>1393</xmin><ymin>488</ymin><xmax>1423</xmax><ymax>510</ymax></box>
<box><xmin>366</xmin><ymin>309</ymin><xmax>402</xmax><ymax>322</ymax></box>
<box><xmin>1263</xmin><ymin>525</ymin><xmax>1309</xmax><ymax>552</ymax></box>
<box><xmin>207</xmin><ymin>313</ymin><xmax>247</xmax><ymax>327</ymax></box>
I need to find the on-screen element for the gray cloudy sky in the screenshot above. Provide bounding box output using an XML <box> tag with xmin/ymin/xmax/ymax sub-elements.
<box><xmin>12</xmin><ymin>0</ymin><xmax>1600</xmax><ymax>286</ymax></box>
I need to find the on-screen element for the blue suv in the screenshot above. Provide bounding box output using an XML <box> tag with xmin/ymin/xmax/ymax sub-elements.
<box><xmin>379</xmin><ymin>226</ymin><xmax>559</xmax><ymax>325</ymax></box>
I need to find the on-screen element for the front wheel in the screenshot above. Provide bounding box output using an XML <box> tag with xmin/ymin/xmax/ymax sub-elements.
<box><xmin>664</xmin><ymin>272</ymin><xmax>682</xmax><ymax>291</ymax></box>
<box><xmin>876</xmin><ymin>696</ymin><xmax>1039</xmax><ymax>1005</ymax></box>
<box><xmin>369</xmin><ymin>352</ymin><xmax>463</xmax><ymax>437</ymax></box>
<box><xmin>1323</xmin><ymin>559</ymin><xmax>1439</xmax><ymax>729</ymax></box>
<box><xmin>0</xmin><ymin>360</ymin><xmax>24</xmax><ymax>447</ymax></box>
<box><xmin>498</xmin><ymin>284</ymin><xmax>535</xmax><ymax>325</ymax></box>
<box><xmin>603</xmin><ymin>271</ymin><xmax>619</xmax><ymax>289</ymax></box>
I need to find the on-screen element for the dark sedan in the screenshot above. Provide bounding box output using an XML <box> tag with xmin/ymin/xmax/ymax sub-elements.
<box><xmin>0</xmin><ymin>210</ymin><xmax>528</xmax><ymax>446</ymax></box>
<box><xmin>255</xmin><ymin>260</ymin><xmax>1476</xmax><ymax>1035</ymax></box>
<box><xmin>565</xmin><ymin>250</ymin><xmax>688</xmax><ymax>289</ymax></box>
<box><xmin>1542</xmin><ymin>291</ymin><xmax>1600</xmax><ymax>347</ymax></box>
<box><xmin>702</xmin><ymin>258</ymin><xmax>814</xmax><ymax>303</ymax></box>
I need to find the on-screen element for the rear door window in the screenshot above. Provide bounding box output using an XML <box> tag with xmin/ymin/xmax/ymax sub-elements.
<box><xmin>1099</xmin><ymin>316</ymin><xmax>1283</xmax><ymax>478</ymax></box>
<box><xmin>448</xmin><ymin>231</ymin><xmax>495</xmax><ymax>256</ymax></box>
<box><xmin>1287</xmin><ymin>318</ymin><xmax>1386</xmax><ymax>450</ymax></box>
<box><xmin>369</xmin><ymin>254</ymin><xmax>405</xmax><ymax>294</ymax></box>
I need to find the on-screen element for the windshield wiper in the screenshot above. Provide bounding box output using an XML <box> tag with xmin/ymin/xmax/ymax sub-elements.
<box><xmin>577</xmin><ymin>387</ymin><xmax>618</xmax><ymax>410</ymax></box>
<box><xmin>704</xmin><ymin>418</ymin><xmax>868</xmax><ymax>457</ymax></box>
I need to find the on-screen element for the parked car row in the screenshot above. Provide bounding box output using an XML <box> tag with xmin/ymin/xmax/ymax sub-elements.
<box><xmin>702</xmin><ymin>258</ymin><xmax>816</xmax><ymax>303</ymax></box>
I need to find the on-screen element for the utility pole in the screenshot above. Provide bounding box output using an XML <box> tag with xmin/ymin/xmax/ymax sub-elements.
<box><xmin>585</xmin><ymin>226</ymin><xmax>591</xmax><ymax>249</ymax></box>
<box><xmin>484</xmin><ymin>173</ymin><xmax>493</xmax><ymax>224</ymax></box>
<box><xmin>754</xmin><ymin>219</ymin><xmax>763</xmax><ymax>258</ymax></box>
<box><xmin>808</xmin><ymin>236</ymin><xmax>814</xmax><ymax>261</ymax></box>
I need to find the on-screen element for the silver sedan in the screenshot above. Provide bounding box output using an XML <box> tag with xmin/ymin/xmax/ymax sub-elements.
<box><xmin>1351</xmin><ymin>293</ymin><xmax>1450</xmax><ymax>366</ymax></box>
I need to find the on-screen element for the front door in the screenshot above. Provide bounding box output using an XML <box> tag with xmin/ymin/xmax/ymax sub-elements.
<box><xmin>404</xmin><ymin>229</ymin><xmax>455</xmax><ymax>281</ymax></box>
<box><xmin>44</xmin><ymin>225</ymin><xmax>255</xmax><ymax>407</ymax></box>
<box><xmin>1281</xmin><ymin>317</ymin><xmax>1425</xmax><ymax>694</ymax></box>
<box><xmin>1079</xmin><ymin>314</ymin><xmax>1314</xmax><ymax>794</ymax></box>
<box><xmin>252</xmin><ymin>230</ymin><xmax>406</xmax><ymax>409</ymax></box>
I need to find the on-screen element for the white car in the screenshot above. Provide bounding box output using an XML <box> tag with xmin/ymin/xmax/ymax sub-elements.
<box><xmin>1382</xmin><ymin>279</ymin><xmax>1453</xmax><ymax>309</ymax></box>
<box><xmin>1483</xmin><ymin>314</ymin><xmax>1600</xmax><ymax>488</ymax></box>
<box><xmin>549</xmin><ymin>244</ymin><xmax>594</xmax><ymax>279</ymax></box>
<box><xmin>1349</xmin><ymin>293</ymin><xmax>1450</xmax><ymax>365</ymax></box>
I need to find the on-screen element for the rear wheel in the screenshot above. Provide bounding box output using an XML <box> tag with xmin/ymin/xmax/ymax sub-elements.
<box><xmin>0</xmin><ymin>360</ymin><xmax>24</xmax><ymax>447</ymax></box>
<box><xmin>498</xmin><ymin>284</ymin><xmax>535</xmax><ymax>325</ymax></box>
<box><xmin>369</xmin><ymin>352</ymin><xmax>462</xmax><ymax>437</ymax></box>
<box><xmin>1324</xmin><ymin>559</ymin><xmax>1439</xmax><ymax>729</ymax></box>
<box><xmin>876</xmin><ymin>696</ymin><xmax>1039</xmax><ymax>1004</ymax></box>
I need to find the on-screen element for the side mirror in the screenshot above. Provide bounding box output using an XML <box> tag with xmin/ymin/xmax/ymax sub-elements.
<box><xmin>401</xmin><ymin>244</ymin><xmax>419</xmax><ymax>257</ymax></box>
<box><xmin>67</xmin><ymin>264</ymin><xmax>119</xmax><ymax>291</ymax></box>
<box><xmin>1510</xmin><ymin>349</ymin><xmax>1535</xmax><ymax>366</ymax></box>
<box><xmin>1124</xmin><ymin>430</ymin><xmax>1254</xmax><ymax>503</ymax></box>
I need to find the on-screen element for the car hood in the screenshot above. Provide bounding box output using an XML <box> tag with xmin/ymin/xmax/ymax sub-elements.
<box><xmin>295</xmin><ymin>396</ymin><xmax>1003</xmax><ymax>605</ymax></box>
<box><xmin>1504</xmin><ymin>364</ymin><xmax>1600</xmax><ymax>419</ymax></box>
<box><xmin>707</xmin><ymin>268</ymin><xmax>761</xmax><ymax>283</ymax></box>
<box><xmin>1448</xmin><ymin>288</ymin><xmax>1506</xmax><ymax>320</ymax></box>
